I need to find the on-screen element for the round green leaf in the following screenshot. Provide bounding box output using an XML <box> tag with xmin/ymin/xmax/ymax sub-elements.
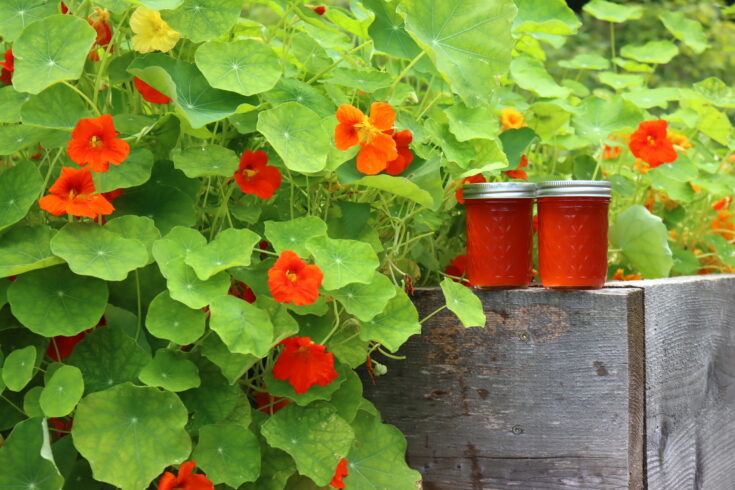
<box><xmin>72</xmin><ymin>383</ymin><xmax>191</xmax><ymax>490</ymax></box>
<box><xmin>0</xmin><ymin>0</ymin><xmax>58</xmax><ymax>42</ymax></box>
<box><xmin>513</xmin><ymin>0</ymin><xmax>581</xmax><ymax>36</ymax></box>
<box><xmin>50</xmin><ymin>223</ymin><xmax>149</xmax><ymax>281</ymax></box>
<box><xmin>0</xmin><ymin>86</ymin><xmax>30</xmax><ymax>123</ymax></box>
<box><xmin>350</xmin><ymin>174</ymin><xmax>435</xmax><ymax>208</ymax></box>
<box><xmin>185</xmin><ymin>228</ymin><xmax>260</xmax><ymax>280</ymax></box>
<box><xmin>659</xmin><ymin>12</ymin><xmax>708</xmax><ymax>54</ymax></box>
<box><xmin>39</xmin><ymin>365</ymin><xmax>84</xmax><ymax>417</ymax></box>
<box><xmin>264</xmin><ymin>79</ymin><xmax>335</xmax><ymax>118</ymax></box>
<box><xmin>622</xmin><ymin>87</ymin><xmax>680</xmax><ymax>109</ymax></box>
<box><xmin>598</xmin><ymin>71</ymin><xmax>645</xmax><ymax>91</ymax></box>
<box><xmin>23</xmin><ymin>386</ymin><xmax>44</xmax><ymax>417</ymax></box>
<box><xmin>20</xmin><ymin>83</ymin><xmax>92</xmax><ymax>129</ymax></box>
<box><xmin>2</xmin><ymin>345</ymin><xmax>36</xmax><ymax>392</ymax></box>
<box><xmin>179</xmin><ymin>358</ymin><xmax>244</xmax><ymax>432</ymax></box>
<box><xmin>610</xmin><ymin>205</ymin><xmax>673</xmax><ymax>279</ymax></box>
<box><xmin>325</xmin><ymin>68</ymin><xmax>393</xmax><ymax>93</ymax></box>
<box><xmin>347</xmin><ymin>411</ymin><xmax>422</xmax><ymax>489</ymax></box>
<box><xmin>0</xmin><ymin>225</ymin><xmax>63</xmax><ymax>278</ymax></box>
<box><xmin>264</xmin><ymin>217</ymin><xmax>328</xmax><ymax>258</ymax></box>
<box><xmin>397</xmin><ymin>0</ymin><xmax>516</xmax><ymax>104</ymax></box>
<box><xmin>440</xmin><ymin>278</ymin><xmax>486</xmax><ymax>327</ymax></box>
<box><xmin>0</xmin><ymin>125</ymin><xmax>50</xmax><ymax>154</ymax></box>
<box><xmin>330</xmin><ymin>273</ymin><xmax>397</xmax><ymax>322</ymax></box>
<box><xmin>257</xmin><ymin>102</ymin><xmax>330</xmax><ymax>174</ymax></box>
<box><xmin>12</xmin><ymin>14</ymin><xmax>97</xmax><ymax>94</ymax></box>
<box><xmin>195</xmin><ymin>40</ymin><xmax>281</xmax><ymax>96</ymax></box>
<box><xmin>192</xmin><ymin>423</ymin><xmax>261</xmax><ymax>487</ymax></box>
<box><xmin>145</xmin><ymin>290</ymin><xmax>206</xmax><ymax>345</ymax></box>
<box><xmin>306</xmin><ymin>236</ymin><xmax>379</xmax><ymax>291</ymax></box>
<box><xmin>7</xmin><ymin>265</ymin><xmax>108</xmax><ymax>337</ymax></box>
<box><xmin>582</xmin><ymin>0</ymin><xmax>642</xmax><ymax>23</ymax></box>
<box><xmin>200</xmin><ymin>333</ymin><xmax>258</xmax><ymax>384</ymax></box>
<box><xmin>113</xmin><ymin>177</ymin><xmax>197</xmax><ymax>236</ymax></box>
<box><xmin>0</xmin><ymin>160</ymin><xmax>43</xmax><ymax>231</ymax></box>
<box><xmin>692</xmin><ymin>78</ymin><xmax>735</xmax><ymax>108</ymax></box>
<box><xmin>104</xmin><ymin>215</ymin><xmax>161</xmax><ymax>265</ymax></box>
<box><xmin>97</xmin><ymin>148</ymin><xmax>155</xmax><ymax>192</ymax></box>
<box><xmin>446</xmin><ymin>102</ymin><xmax>500</xmax><ymax>142</ymax></box>
<box><xmin>139</xmin><ymin>349</ymin><xmax>200</xmax><ymax>392</ymax></box>
<box><xmin>209</xmin><ymin>295</ymin><xmax>274</xmax><ymax>357</ymax></box>
<box><xmin>620</xmin><ymin>40</ymin><xmax>679</xmax><ymax>65</ymax></box>
<box><xmin>511</xmin><ymin>55</ymin><xmax>570</xmax><ymax>98</ymax></box>
<box><xmin>67</xmin><ymin>324</ymin><xmax>151</xmax><ymax>393</ymax></box>
<box><xmin>558</xmin><ymin>53</ymin><xmax>610</xmax><ymax>70</ymax></box>
<box><xmin>261</xmin><ymin>402</ymin><xmax>355</xmax><ymax>486</ymax></box>
<box><xmin>571</xmin><ymin>95</ymin><xmax>642</xmax><ymax>143</ymax></box>
<box><xmin>161</xmin><ymin>0</ymin><xmax>241</xmax><ymax>43</ymax></box>
<box><xmin>329</xmin><ymin>369</ymin><xmax>363</xmax><ymax>424</ymax></box>
<box><xmin>360</xmin><ymin>288</ymin><xmax>421</xmax><ymax>352</ymax></box>
<box><xmin>363</xmin><ymin>0</ymin><xmax>422</xmax><ymax>60</ymax></box>
<box><xmin>0</xmin><ymin>418</ymin><xmax>64</xmax><ymax>490</ymax></box>
<box><xmin>171</xmin><ymin>144</ymin><xmax>239</xmax><ymax>178</ymax></box>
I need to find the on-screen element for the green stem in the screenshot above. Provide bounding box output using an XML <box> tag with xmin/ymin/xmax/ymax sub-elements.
<box><xmin>389</xmin><ymin>51</ymin><xmax>426</xmax><ymax>92</ymax></box>
<box><xmin>609</xmin><ymin>22</ymin><xmax>617</xmax><ymax>72</ymax></box>
<box><xmin>134</xmin><ymin>270</ymin><xmax>142</xmax><ymax>342</ymax></box>
<box><xmin>306</xmin><ymin>40</ymin><xmax>373</xmax><ymax>84</ymax></box>
<box><xmin>62</xmin><ymin>81</ymin><xmax>100</xmax><ymax>116</ymax></box>
<box><xmin>0</xmin><ymin>395</ymin><xmax>25</xmax><ymax>416</ymax></box>
<box><xmin>419</xmin><ymin>304</ymin><xmax>447</xmax><ymax>324</ymax></box>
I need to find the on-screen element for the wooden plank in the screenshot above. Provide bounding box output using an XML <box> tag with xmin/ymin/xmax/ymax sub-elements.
<box><xmin>362</xmin><ymin>287</ymin><xmax>645</xmax><ymax>489</ymax></box>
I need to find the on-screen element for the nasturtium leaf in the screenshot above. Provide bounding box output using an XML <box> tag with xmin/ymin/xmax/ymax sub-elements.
<box><xmin>94</xmin><ymin>0</ymin><xmax>132</xmax><ymax>14</ymax></box>
<box><xmin>572</xmin><ymin>96</ymin><xmax>642</xmax><ymax>143</ymax></box>
<box><xmin>67</xmin><ymin>325</ymin><xmax>151</xmax><ymax>393</ymax></box>
<box><xmin>239</xmin><ymin>443</ymin><xmax>296</xmax><ymax>490</ymax></box>
<box><xmin>20</xmin><ymin>83</ymin><xmax>91</xmax><ymax>129</ymax></box>
<box><xmin>261</xmin><ymin>402</ymin><xmax>355</xmax><ymax>486</ymax></box>
<box><xmin>140</xmin><ymin>0</ymin><xmax>182</xmax><ymax>8</ymax></box>
<box><xmin>610</xmin><ymin>205</ymin><xmax>673</xmax><ymax>279</ymax></box>
<box><xmin>145</xmin><ymin>290</ymin><xmax>206</xmax><ymax>345</ymax></box>
<box><xmin>289</xmin><ymin>32</ymin><xmax>332</xmax><ymax>75</ymax></box>
<box><xmin>620</xmin><ymin>40</ymin><xmax>679</xmax><ymax>65</ymax></box>
<box><xmin>257</xmin><ymin>102</ymin><xmax>330</xmax><ymax>174</ymax></box>
<box><xmin>306</xmin><ymin>236</ymin><xmax>379</xmax><ymax>291</ymax></box>
<box><xmin>192</xmin><ymin>424</ymin><xmax>261</xmax><ymax>487</ymax></box>
<box><xmin>8</xmin><ymin>265</ymin><xmax>108</xmax><ymax>337</ymax></box>
<box><xmin>330</xmin><ymin>273</ymin><xmax>397</xmax><ymax>322</ymax></box>
<box><xmin>398</xmin><ymin>0</ymin><xmax>516</xmax><ymax>104</ymax></box>
<box><xmin>97</xmin><ymin>148</ymin><xmax>155</xmax><ymax>192</ymax></box>
<box><xmin>446</xmin><ymin>102</ymin><xmax>499</xmax><ymax>142</ymax></box>
<box><xmin>647</xmin><ymin>157</ymin><xmax>697</xmax><ymax>183</ymax></box>
<box><xmin>209</xmin><ymin>295</ymin><xmax>274</xmax><ymax>358</ymax></box>
<box><xmin>696</xmin><ymin>105</ymin><xmax>732</xmax><ymax>145</ymax></box>
<box><xmin>0</xmin><ymin>125</ymin><xmax>50</xmax><ymax>154</ymax></box>
<box><xmin>511</xmin><ymin>56</ymin><xmax>570</xmax><ymax>98</ymax></box>
<box><xmin>558</xmin><ymin>53</ymin><xmax>610</xmax><ymax>70</ymax></box>
<box><xmin>185</xmin><ymin>228</ymin><xmax>260</xmax><ymax>280</ymax></box>
<box><xmin>50</xmin><ymin>223</ymin><xmax>148</xmax><ymax>281</ymax></box>
<box><xmin>499</xmin><ymin>127</ymin><xmax>538</xmax><ymax>169</ymax></box>
<box><xmin>264</xmin><ymin>217</ymin><xmax>328</xmax><ymax>258</ymax></box>
<box><xmin>139</xmin><ymin>349</ymin><xmax>200</xmax><ymax>392</ymax></box>
<box><xmin>23</xmin><ymin>386</ymin><xmax>44</xmax><ymax>417</ymax></box>
<box><xmin>692</xmin><ymin>77</ymin><xmax>735</xmax><ymax>108</ymax></box>
<box><xmin>329</xmin><ymin>369</ymin><xmax>363</xmax><ymax>424</ymax></box>
<box><xmin>0</xmin><ymin>225</ymin><xmax>63</xmax><ymax>278</ymax></box>
<box><xmin>180</xmin><ymin>358</ymin><xmax>243</xmax><ymax>432</ymax></box>
<box><xmin>72</xmin><ymin>383</ymin><xmax>191</xmax><ymax>490</ymax></box>
<box><xmin>613</xmin><ymin>56</ymin><xmax>653</xmax><ymax>73</ymax></box>
<box><xmin>171</xmin><ymin>144</ymin><xmax>239</xmax><ymax>178</ymax></box>
<box><xmin>200</xmin><ymin>333</ymin><xmax>258</xmax><ymax>384</ymax></box>
<box><xmin>347</xmin><ymin>411</ymin><xmax>422</xmax><ymax>489</ymax></box>
<box><xmin>598</xmin><ymin>71</ymin><xmax>645</xmax><ymax>90</ymax></box>
<box><xmin>2</xmin><ymin>345</ymin><xmax>36</xmax><ymax>392</ymax></box>
<box><xmin>161</xmin><ymin>0</ymin><xmax>241</xmax><ymax>43</ymax></box>
<box><xmin>324</xmin><ymin>68</ymin><xmax>393</xmax><ymax>93</ymax></box>
<box><xmin>264</xmin><ymin>79</ymin><xmax>335</xmax><ymax>118</ymax></box>
<box><xmin>263</xmin><ymin>361</ymin><xmax>348</xmax><ymax>407</ymax></box>
<box><xmin>0</xmin><ymin>86</ymin><xmax>29</xmax><ymax>123</ymax></box>
<box><xmin>324</xmin><ymin>5</ymin><xmax>374</xmax><ymax>38</ymax></box>
<box><xmin>360</xmin><ymin>288</ymin><xmax>421</xmax><ymax>352</ymax></box>
<box><xmin>363</xmin><ymin>0</ymin><xmax>421</xmax><ymax>60</ymax></box>
<box><xmin>104</xmin><ymin>215</ymin><xmax>161</xmax><ymax>265</ymax></box>
<box><xmin>513</xmin><ymin>0</ymin><xmax>581</xmax><ymax>36</ymax></box>
<box><xmin>12</xmin><ymin>15</ymin><xmax>96</xmax><ymax>94</ymax></box>
<box><xmin>39</xmin><ymin>365</ymin><xmax>83</xmax><ymax>417</ymax></box>
<box><xmin>0</xmin><ymin>418</ymin><xmax>64</xmax><ymax>490</ymax></box>
<box><xmin>583</xmin><ymin>0</ymin><xmax>642</xmax><ymax>23</ymax></box>
<box><xmin>0</xmin><ymin>0</ymin><xmax>58</xmax><ymax>42</ymax></box>
<box><xmin>351</xmin><ymin>174</ymin><xmax>435</xmax><ymax>208</ymax></box>
<box><xmin>195</xmin><ymin>40</ymin><xmax>282</xmax><ymax>96</ymax></box>
<box><xmin>0</xmin><ymin>160</ymin><xmax>43</xmax><ymax>231</ymax></box>
<box><xmin>622</xmin><ymin>87</ymin><xmax>680</xmax><ymax>109</ymax></box>
<box><xmin>659</xmin><ymin>11</ymin><xmax>708</xmax><ymax>54</ymax></box>
<box><xmin>440</xmin><ymin>278</ymin><xmax>486</xmax><ymax>328</ymax></box>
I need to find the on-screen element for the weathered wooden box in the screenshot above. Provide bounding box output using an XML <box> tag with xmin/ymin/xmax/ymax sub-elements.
<box><xmin>362</xmin><ymin>275</ymin><xmax>735</xmax><ymax>489</ymax></box>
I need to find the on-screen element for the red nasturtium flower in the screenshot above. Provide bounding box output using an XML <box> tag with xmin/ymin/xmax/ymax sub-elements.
<box><xmin>444</xmin><ymin>254</ymin><xmax>470</xmax><ymax>286</ymax></box>
<box><xmin>47</xmin><ymin>332</ymin><xmax>87</xmax><ymax>361</ymax></box>
<box><xmin>713</xmin><ymin>196</ymin><xmax>732</xmax><ymax>211</ymax></box>
<box><xmin>268</xmin><ymin>250</ymin><xmax>323</xmax><ymax>305</ymax></box>
<box><xmin>308</xmin><ymin>5</ymin><xmax>326</xmax><ymax>15</ymax></box>
<box><xmin>60</xmin><ymin>2</ymin><xmax>69</xmax><ymax>13</ymax></box>
<box><xmin>133</xmin><ymin>77</ymin><xmax>171</xmax><ymax>104</ymax></box>
<box><xmin>330</xmin><ymin>458</ymin><xmax>349</xmax><ymax>489</ymax></box>
<box><xmin>229</xmin><ymin>280</ymin><xmax>256</xmax><ymax>303</ymax></box>
<box><xmin>384</xmin><ymin>129</ymin><xmax>414</xmax><ymax>176</ymax></box>
<box><xmin>253</xmin><ymin>389</ymin><xmax>292</xmax><ymax>414</ymax></box>
<box><xmin>39</xmin><ymin>167</ymin><xmax>114</xmax><ymax>218</ymax></box>
<box><xmin>158</xmin><ymin>461</ymin><xmax>213</xmax><ymax>490</ymax></box>
<box><xmin>88</xmin><ymin>7</ymin><xmax>113</xmax><ymax>61</ymax></box>
<box><xmin>455</xmin><ymin>174</ymin><xmax>486</xmax><ymax>204</ymax></box>
<box><xmin>504</xmin><ymin>155</ymin><xmax>529</xmax><ymax>180</ymax></box>
<box><xmin>334</xmin><ymin>103</ymin><xmax>398</xmax><ymax>175</ymax></box>
<box><xmin>234</xmin><ymin>150</ymin><xmax>282</xmax><ymax>199</ymax></box>
<box><xmin>0</xmin><ymin>49</ymin><xmax>14</xmax><ymax>85</ymax></box>
<box><xmin>272</xmin><ymin>336</ymin><xmax>338</xmax><ymax>394</ymax></box>
<box><xmin>629</xmin><ymin>120</ymin><xmax>678</xmax><ymax>168</ymax></box>
<box><xmin>603</xmin><ymin>144</ymin><xmax>621</xmax><ymax>160</ymax></box>
<box><xmin>67</xmin><ymin>114</ymin><xmax>130</xmax><ymax>172</ymax></box>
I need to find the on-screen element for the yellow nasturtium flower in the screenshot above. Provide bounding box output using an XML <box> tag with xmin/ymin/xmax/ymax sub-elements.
<box><xmin>130</xmin><ymin>7</ymin><xmax>180</xmax><ymax>54</ymax></box>
<box><xmin>500</xmin><ymin>108</ymin><xmax>525</xmax><ymax>131</ymax></box>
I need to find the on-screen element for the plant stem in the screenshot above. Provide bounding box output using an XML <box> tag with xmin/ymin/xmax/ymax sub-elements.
<box><xmin>390</xmin><ymin>51</ymin><xmax>426</xmax><ymax>92</ymax></box>
<box><xmin>609</xmin><ymin>22</ymin><xmax>617</xmax><ymax>72</ymax></box>
<box><xmin>134</xmin><ymin>270</ymin><xmax>142</xmax><ymax>342</ymax></box>
<box><xmin>0</xmin><ymin>395</ymin><xmax>25</xmax><ymax>416</ymax></box>
<box><xmin>306</xmin><ymin>40</ymin><xmax>373</xmax><ymax>84</ymax></box>
<box><xmin>419</xmin><ymin>304</ymin><xmax>446</xmax><ymax>324</ymax></box>
<box><xmin>62</xmin><ymin>81</ymin><xmax>100</xmax><ymax>116</ymax></box>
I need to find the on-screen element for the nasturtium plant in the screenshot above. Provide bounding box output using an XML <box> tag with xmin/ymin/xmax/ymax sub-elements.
<box><xmin>0</xmin><ymin>0</ymin><xmax>733</xmax><ymax>488</ymax></box>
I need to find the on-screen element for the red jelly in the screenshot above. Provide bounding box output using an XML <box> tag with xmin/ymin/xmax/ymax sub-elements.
<box><xmin>464</xmin><ymin>182</ymin><xmax>535</xmax><ymax>288</ymax></box>
<box><xmin>537</xmin><ymin>181</ymin><xmax>612</xmax><ymax>289</ymax></box>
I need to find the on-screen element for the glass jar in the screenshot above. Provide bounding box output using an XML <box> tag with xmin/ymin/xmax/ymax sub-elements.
<box><xmin>463</xmin><ymin>182</ymin><xmax>536</xmax><ymax>289</ymax></box>
<box><xmin>536</xmin><ymin>180</ymin><xmax>612</xmax><ymax>289</ymax></box>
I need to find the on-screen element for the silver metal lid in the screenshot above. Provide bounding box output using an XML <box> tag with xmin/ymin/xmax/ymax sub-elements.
<box><xmin>536</xmin><ymin>180</ymin><xmax>611</xmax><ymax>198</ymax></box>
<box><xmin>463</xmin><ymin>182</ymin><xmax>536</xmax><ymax>200</ymax></box>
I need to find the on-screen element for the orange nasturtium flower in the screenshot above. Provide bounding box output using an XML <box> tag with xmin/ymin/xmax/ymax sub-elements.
<box><xmin>88</xmin><ymin>7</ymin><xmax>113</xmax><ymax>61</ymax></box>
<box><xmin>330</xmin><ymin>458</ymin><xmax>349</xmax><ymax>489</ymax></box>
<box><xmin>384</xmin><ymin>129</ymin><xmax>414</xmax><ymax>175</ymax></box>
<box><xmin>39</xmin><ymin>167</ymin><xmax>114</xmax><ymax>218</ymax></box>
<box><xmin>334</xmin><ymin>102</ymin><xmax>398</xmax><ymax>175</ymax></box>
<box><xmin>130</xmin><ymin>6</ymin><xmax>180</xmax><ymax>54</ymax></box>
<box><xmin>158</xmin><ymin>461</ymin><xmax>213</xmax><ymax>490</ymax></box>
<box><xmin>603</xmin><ymin>144</ymin><xmax>621</xmax><ymax>160</ymax></box>
<box><xmin>504</xmin><ymin>154</ymin><xmax>529</xmax><ymax>180</ymax></box>
<box><xmin>668</xmin><ymin>131</ymin><xmax>692</xmax><ymax>151</ymax></box>
<box><xmin>629</xmin><ymin>120</ymin><xmax>678</xmax><ymax>168</ymax></box>
<box><xmin>0</xmin><ymin>49</ymin><xmax>13</xmax><ymax>85</ymax></box>
<box><xmin>234</xmin><ymin>150</ymin><xmax>282</xmax><ymax>200</ymax></box>
<box><xmin>713</xmin><ymin>196</ymin><xmax>732</xmax><ymax>211</ymax></box>
<box><xmin>711</xmin><ymin>210</ymin><xmax>735</xmax><ymax>241</ymax></box>
<box><xmin>611</xmin><ymin>269</ymin><xmax>642</xmax><ymax>281</ymax></box>
<box><xmin>455</xmin><ymin>174</ymin><xmax>486</xmax><ymax>204</ymax></box>
<box><xmin>272</xmin><ymin>336</ymin><xmax>338</xmax><ymax>394</ymax></box>
<box><xmin>268</xmin><ymin>250</ymin><xmax>324</xmax><ymax>305</ymax></box>
<box><xmin>67</xmin><ymin>114</ymin><xmax>130</xmax><ymax>173</ymax></box>
<box><xmin>500</xmin><ymin>108</ymin><xmax>525</xmax><ymax>131</ymax></box>
<box><xmin>133</xmin><ymin>77</ymin><xmax>171</xmax><ymax>104</ymax></box>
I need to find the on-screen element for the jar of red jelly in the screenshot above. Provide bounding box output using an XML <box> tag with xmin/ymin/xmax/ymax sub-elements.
<box><xmin>536</xmin><ymin>180</ymin><xmax>612</xmax><ymax>289</ymax></box>
<box><xmin>463</xmin><ymin>182</ymin><xmax>536</xmax><ymax>289</ymax></box>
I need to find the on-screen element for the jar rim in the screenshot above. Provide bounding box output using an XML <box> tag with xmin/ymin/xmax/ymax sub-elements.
<box><xmin>536</xmin><ymin>180</ymin><xmax>611</xmax><ymax>198</ymax></box>
<box><xmin>463</xmin><ymin>182</ymin><xmax>536</xmax><ymax>200</ymax></box>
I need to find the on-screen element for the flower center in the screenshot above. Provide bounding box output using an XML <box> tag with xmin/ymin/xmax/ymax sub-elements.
<box><xmin>647</xmin><ymin>135</ymin><xmax>657</xmax><ymax>146</ymax></box>
<box><xmin>243</xmin><ymin>168</ymin><xmax>258</xmax><ymax>178</ymax></box>
<box><xmin>89</xmin><ymin>135</ymin><xmax>103</xmax><ymax>148</ymax></box>
<box><xmin>355</xmin><ymin>118</ymin><xmax>381</xmax><ymax>145</ymax></box>
<box><xmin>286</xmin><ymin>270</ymin><xmax>298</xmax><ymax>283</ymax></box>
